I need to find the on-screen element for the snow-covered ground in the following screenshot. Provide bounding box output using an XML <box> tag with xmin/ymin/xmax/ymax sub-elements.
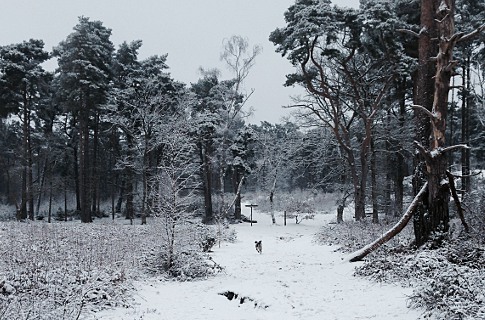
<box><xmin>92</xmin><ymin>208</ymin><xmax>422</xmax><ymax>320</ymax></box>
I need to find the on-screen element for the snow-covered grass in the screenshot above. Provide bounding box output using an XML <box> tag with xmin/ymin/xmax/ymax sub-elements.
<box><xmin>0</xmin><ymin>217</ymin><xmax>228</xmax><ymax>319</ymax></box>
<box><xmin>0</xmin><ymin>219</ymin><xmax>149</xmax><ymax>319</ymax></box>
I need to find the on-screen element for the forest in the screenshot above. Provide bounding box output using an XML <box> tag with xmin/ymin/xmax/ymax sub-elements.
<box><xmin>1</xmin><ymin>0</ymin><xmax>485</xmax><ymax>319</ymax></box>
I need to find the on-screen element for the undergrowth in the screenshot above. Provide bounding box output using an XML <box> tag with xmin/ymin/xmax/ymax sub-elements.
<box><xmin>0</xmin><ymin>218</ymin><xmax>228</xmax><ymax>319</ymax></box>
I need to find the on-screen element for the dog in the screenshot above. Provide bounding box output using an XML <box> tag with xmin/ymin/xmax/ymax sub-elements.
<box><xmin>255</xmin><ymin>240</ymin><xmax>262</xmax><ymax>254</ymax></box>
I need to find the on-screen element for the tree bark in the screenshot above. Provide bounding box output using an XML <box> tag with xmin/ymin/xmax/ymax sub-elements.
<box><xmin>413</xmin><ymin>0</ymin><xmax>437</xmax><ymax>246</ymax></box>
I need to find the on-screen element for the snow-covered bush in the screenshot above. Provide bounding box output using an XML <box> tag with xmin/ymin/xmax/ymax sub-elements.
<box><xmin>352</xmin><ymin>235</ymin><xmax>485</xmax><ymax>319</ymax></box>
<box><xmin>0</xmin><ymin>220</ymin><xmax>152</xmax><ymax>319</ymax></box>
<box><xmin>144</xmin><ymin>221</ymin><xmax>225</xmax><ymax>281</ymax></box>
<box><xmin>160</xmin><ymin>249</ymin><xmax>223</xmax><ymax>280</ymax></box>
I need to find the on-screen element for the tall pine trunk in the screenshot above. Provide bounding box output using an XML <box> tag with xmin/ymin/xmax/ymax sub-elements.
<box><xmin>414</xmin><ymin>0</ymin><xmax>458</xmax><ymax>246</ymax></box>
<box><xmin>413</xmin><ymin>0</ymin><xmax>437</xmax><ymax>246</ymax></box>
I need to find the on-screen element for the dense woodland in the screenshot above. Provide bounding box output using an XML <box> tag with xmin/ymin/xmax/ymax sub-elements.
<box><xmin>0</xmin><ymin>0</ymin><xmax>484</xmax><ymax>244</ymax></box>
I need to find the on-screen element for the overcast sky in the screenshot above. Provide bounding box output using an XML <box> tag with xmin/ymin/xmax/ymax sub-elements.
<box><xmin>0</xmin><ymin>0</ymin><xmax>359</xmax><ymax>124</ymax></box>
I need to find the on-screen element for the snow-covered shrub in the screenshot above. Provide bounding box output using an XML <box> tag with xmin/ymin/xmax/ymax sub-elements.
<box><xmin>0</xmin><ymin>220</ymin><xmax>153</xmax><ymax>319</ymax></box>
<box><xmin>144</xmin><ymin>221</ymin><xmax>225</xmax><ymax>281</ymax></box>
<box><xmin>353</xmin><ymin>237</ymin><xmax>485</xmax><ymax>319</ymax></box>
<box><xmin>161</xmin><ymin>249</ymin><xmax>223</xmax><ymax>281</ymax></box>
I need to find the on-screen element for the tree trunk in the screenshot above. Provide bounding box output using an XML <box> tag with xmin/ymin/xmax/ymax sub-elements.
<box><xmin>269</xmin><ymin>170</ymin><xmax>277</xmax><ymax>224</ymax></box>
<box><xmin>370</xmin><ymin>137</ymin><xmax>379</xmax><ymax>223</ymax></box>
<box><xmin>126</xmin><ymin>134</ymin><xmax>135</xmax><ymax>223</ymax></box>
<box><xmin>233</xmin><ymin>170</ymin><xmax>242</xmax><ymax>220</ymax></box>
<box><xmin>19</xmin><ymin>95</ymin><xmax>30</xmax><ymax>220</ymax></box>
<box><xmin>413</xmin><ymin>0</ymin><xmax>437</xmax><ymax>247</ymax></box>
<box><xmin>91</xmin><ymin>112</ymin><xmax>99</xmax><ymax>217</ymax></box>
<box><xmin>73</xmin><ymin>140</ymin><xmax>81</xmax><ymax>212</ymax></box>
<box><xmin>27</xmin><ymin>109</ymin><xmax>34</xmax><ymax>221</ymax></box>
<box><xmin>48</xmin><ymin>177</ymin><xmax>53</xmax><ymax>223</ymax></box>
<box><xmin>200</xmin><ymin>141</ymin><xmax>213</xmax><ymax>223</ymax></box>
<box><xmin>36</xmin><ymin>157</ymin><xmax>48</xmax><ymax>216</ymax></box>
<box><xmin>415</xmin><ymin>0</ymin><xmax>457</xmax><ymax>246</ymax></box>
<box><xmin>461</xmin><ymin>57</ymin><xmax>471</xmax><ymax>195</ymax></box>
<box><xmin>395</xmin><ymin>79</ymin><xmax>407</xmax><ymax>217</ymax></box>
<box><xmin>337</xmin><ymin>205</ymin><xmax>344</xmax><ymax>224</ymax></box>
<box><xmin>79</xmin><ymin>98</ymin><xmax>92</xmax><ymax>223</ymax></box>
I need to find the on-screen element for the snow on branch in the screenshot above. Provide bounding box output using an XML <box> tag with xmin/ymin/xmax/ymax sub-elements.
<box><xmin>411</xmin><ymin>104</ymin><xmax>435</xmax><ymax>119</ymax></box>
<box><xmin>396</xmin><ymin>29</ymin><xmax>420</xmax><ymax>38</ymax></box>
<box><xmin>347</xmin><ymin>182</ymin><xmax>428</xmax><ymax>263</ymax></box>
<box><xmin>457</xmin><ymin>23</ymin><xmax>485</xmax><ymax>43</ymax></box>
<box><xmin>440</xmin><ymin>144</ymin><xmax>470</xmax><ymax>154</ymax></box>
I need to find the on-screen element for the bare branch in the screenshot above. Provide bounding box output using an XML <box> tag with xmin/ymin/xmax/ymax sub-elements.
<box><xmin>397</xmin><ymin>29</ymin><xmax>420</xmax><ymax>38</ymax></box>
<box><xmin>411</xmin><ymin>104</ymin><xmax>434</xmax><ymax>119</ymax></box>
<box><xmin>441</xmin><ymin>144</ymin><xmax>470</xmax><ymax>154</ymax></box>
<box><xmin>457</xmin><ymin>23</ymin><xmax>485</xmax><ymax>43</ymax></box>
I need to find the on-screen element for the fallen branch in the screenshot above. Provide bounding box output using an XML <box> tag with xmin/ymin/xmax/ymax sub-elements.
<box><xmin>347</xmin><ymin>182</ymin><xmax>428</xmax><ymax>262</ymax></box>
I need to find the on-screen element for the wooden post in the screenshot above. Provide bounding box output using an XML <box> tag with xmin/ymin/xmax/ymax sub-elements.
<box><xmin>245</xmin><ymin>204</ymin><xmax>258</xmax><ymax>226</ymax></box>
<box><xmin>284</xmin><ymin>210</ymin><xmax>287</xmax><ymax>226</ymax></box>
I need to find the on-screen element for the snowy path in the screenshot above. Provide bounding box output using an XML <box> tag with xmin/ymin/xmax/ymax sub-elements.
<box><xmin>94</xmin><ymin>210</ymin><xmax>422</xmax><ymax>320</ymax></box>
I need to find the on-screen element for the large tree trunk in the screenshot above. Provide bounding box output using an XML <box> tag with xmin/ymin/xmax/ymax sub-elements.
<box><xmin>19</xmin><ymin>95</ymin><xmax>30</xmax><ymax>220</ymax></box>
<box><xmin>415</xmin><ymin>0</ymin><xmax>459</xmax><ymax>246</ymax></box>
<box><xmin>413</xmin><ymin>0</ymin><xmax>437</xmax><ymax>247</ymax></box>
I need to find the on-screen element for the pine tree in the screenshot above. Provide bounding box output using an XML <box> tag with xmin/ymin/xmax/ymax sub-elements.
<box><xmin>53</xmin><ymin>16</ymin><xmax>114</xmax><ymax>222</ymax></box>
<box><xmin>0</xmin><ymin>39</ymin><xmax>50</xmax><ymax>220</ymax></box>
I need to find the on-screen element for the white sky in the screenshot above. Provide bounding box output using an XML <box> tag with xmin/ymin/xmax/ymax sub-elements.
<box><xmin>0</xmin><ymin>0</ymin><xmax>359</xmax><ymax>124</ymax></box>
